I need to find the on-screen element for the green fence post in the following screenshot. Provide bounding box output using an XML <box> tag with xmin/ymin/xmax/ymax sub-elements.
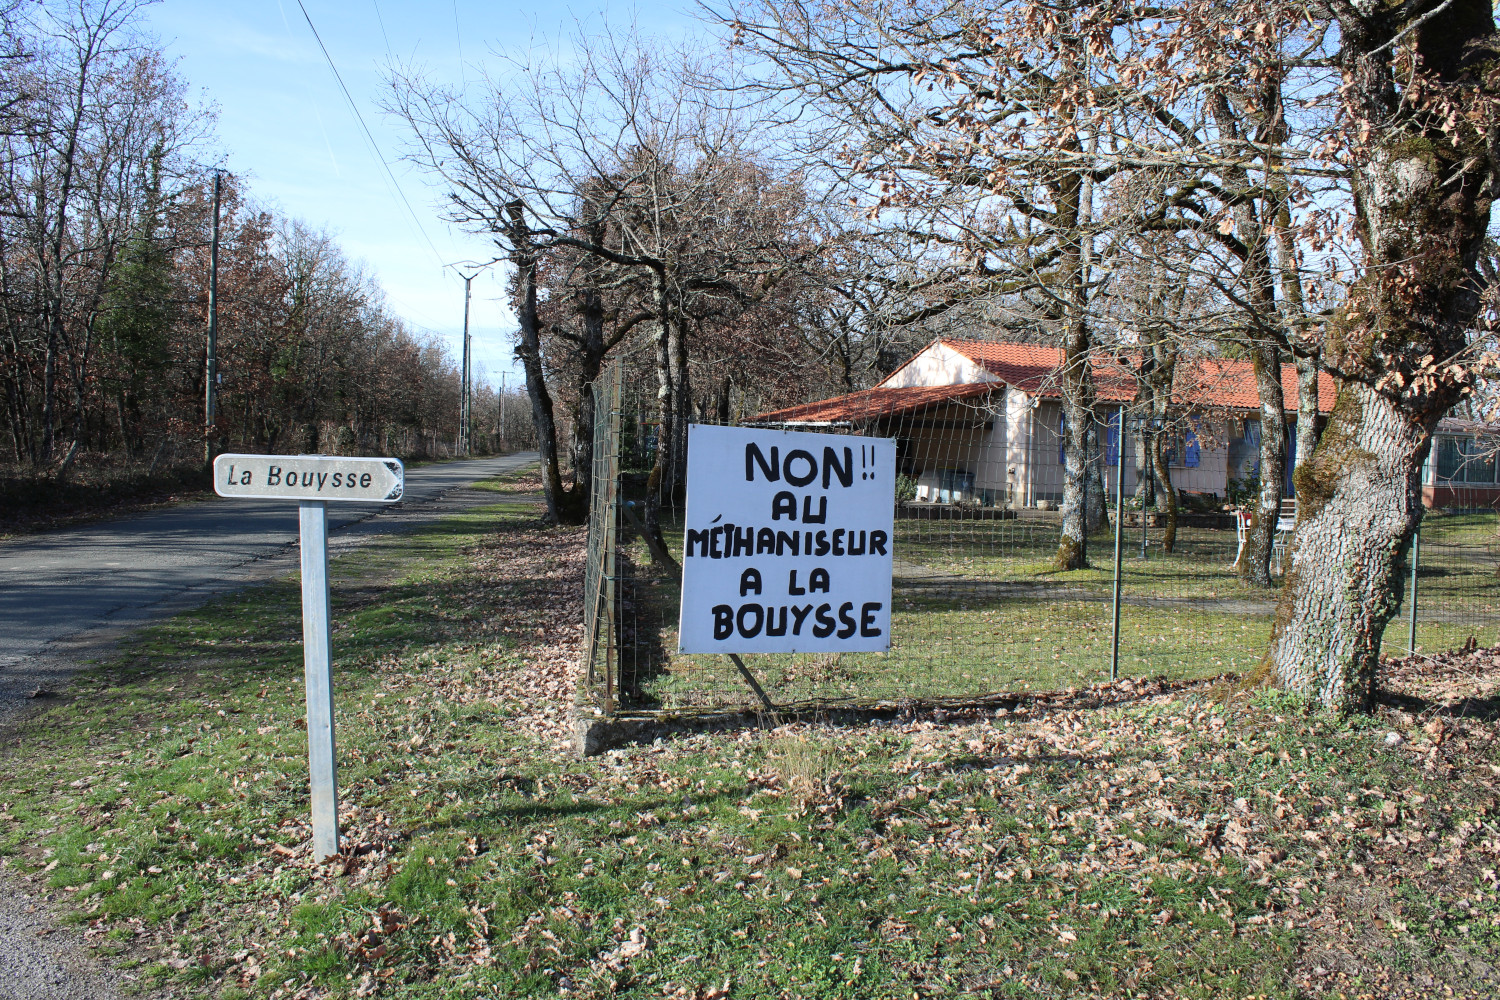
<box><xmin>1111</xmin><ymin>407</ymin><xmax>1126</xmax><ymax>682</ymax></box>
<box><xmin>1408</xmin><ymin>520</ymin><xmax>1421</xmax><ymax>654</ymax></box>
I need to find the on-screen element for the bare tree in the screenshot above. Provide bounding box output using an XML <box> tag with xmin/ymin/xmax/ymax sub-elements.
<box><xmin>388</xmin><ymin>23</ymin><xmax>812</xmax><ymax>533</ymax></box>
<box><xmin>0</xmin><ymin>0</ymin><xmax>211</xmax><ymax>466</ymax></box>
<box><xmin>713</xmin><ymin>0</ymin><xmax>1196</xmax><ymax>569</ymax></box>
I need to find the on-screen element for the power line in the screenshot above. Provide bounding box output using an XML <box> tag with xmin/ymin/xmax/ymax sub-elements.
<box><xmin>293</xmin><ymin>0</ymin><xmax>448</xmax><ymax>271</ymax></box>
<box><xmin>370</xmin><ymin>0</ymin><xmax>393</xmax><ymax>58</ymax></box>
<box><xmin>452</xmin><ymin>0</ymin><xmax>466</xmax><ymax>84</ymax></box>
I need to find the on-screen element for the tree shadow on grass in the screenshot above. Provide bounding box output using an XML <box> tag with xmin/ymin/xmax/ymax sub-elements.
<box><xmin>1378</xmin><ymin>689</ymin><xmax>1500</xmax><ymax>723</ymax></box>
<box><xmin>408</xmin><ymin>786</ymin><xmax>750</xmax><ymax>838</ymax></box>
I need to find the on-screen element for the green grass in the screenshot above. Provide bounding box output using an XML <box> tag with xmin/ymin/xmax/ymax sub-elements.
<box><xmin>1</xmin><ymin>474</ymin><xmax>1496</xmax><ymax>998</ymax></box>
<box><xmin>625</xmin><ymin>511</ymin><xmax>1497</xmax><ymax>710</ymax></box>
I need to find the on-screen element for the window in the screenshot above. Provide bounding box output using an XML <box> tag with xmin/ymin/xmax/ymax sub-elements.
<box><xmin>1436</xmin><ymin>436</ymin><xmax>1497</xmax><ymax>484</ymax></box>
<box><xmin>1160</xmin><ymin>424</ymin><xmax>1199</xmax><ymax>468</ymax></box>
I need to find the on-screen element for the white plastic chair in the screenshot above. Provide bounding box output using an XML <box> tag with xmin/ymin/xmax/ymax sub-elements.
<box><xmin>1271</xmin><ymin>499</ymin><xmax>1297</xmax><ymax>574</ymax></box>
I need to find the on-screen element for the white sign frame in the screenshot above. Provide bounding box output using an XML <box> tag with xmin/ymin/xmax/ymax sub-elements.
<box><xmin>212</xmin><ymin>453</ymin><xmax>403</xmax><ymax>503</ymax></box>
<box><xmin>677</xmin><ymin>424</ymin><xmax>896</xmax><ymax>655</ymax></box>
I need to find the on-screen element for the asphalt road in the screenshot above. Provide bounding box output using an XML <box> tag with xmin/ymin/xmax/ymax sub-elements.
<box><xmin>0</xmin><ymin>452</ymin><xmax>538</xmax><ymax>720</ymax></box>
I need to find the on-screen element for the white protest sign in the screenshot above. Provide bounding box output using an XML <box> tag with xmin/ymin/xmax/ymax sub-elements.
<box><xmin>678</xmin><ymin>424</ymin><xmax>895</xmax><ymax>654</ymax></box>
<box><xmin>212</xmin><ymin>454</ymin><xmax>403</xmax><ymax>503</ymax></box>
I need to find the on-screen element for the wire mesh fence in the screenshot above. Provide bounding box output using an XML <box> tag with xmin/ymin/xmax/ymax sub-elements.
<box><xmin>579</xmin><ymin>357</ymin><xmax>1500</xmax><ymax>718</ymax></box>
<box><xmin>581</xmin><ymin>364</ymin><xmax>622</xmax><ymax>714</ymax></box>
<box><xmin>1393</xmin><ymin>489</ymin><xmax>1500</xmax><ymax>659</ymax></box>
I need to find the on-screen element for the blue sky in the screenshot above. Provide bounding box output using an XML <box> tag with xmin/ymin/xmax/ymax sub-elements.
<box><xmin>143</xmin><ymin>1</ymin><xmax>704</xmax><ymax>387</ymax></box>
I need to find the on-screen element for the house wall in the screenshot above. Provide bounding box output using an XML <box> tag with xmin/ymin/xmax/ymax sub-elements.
<box><xmin>1168</xmin><ymin>417</ymin><xmax>1232</xmax><ymax>497</ymax></box>
<box><xmin>879</xmin><ymin>345</ymin><xmax>1244</xmax><ymax>504</ymax></box>
<box><xmin>881</xmin><ymin>342</ymin><xmax>1000</xmax><ymax>389</ymax></box>
<box><xmin>1006</xmin><ymin>387</ymin><xmax>1034</xmax><ymax>506</ymax></box>
<box><xmin>900</xmin><ymin>398</ymin><xmax>1010</xmax><ymax>504</ymax></box>
<box><xmin>1016</xmin><ymin>401</ymin><xmax>1231</xmax><ymax>506</ymax></box>
<box><xmin>1030</xmin><ymin>401</ymin><xmax>1066</xmax><ymax>503</ymax></box>
<box><xmin>1421</xmin><ymin>431</ymin><xmax>1500</xmax><ymax>508</ymax></box>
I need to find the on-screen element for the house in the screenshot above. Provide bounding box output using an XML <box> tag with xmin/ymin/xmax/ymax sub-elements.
<box><xmin>1423</xmin><ymin>418</ymin><xmax>1500</xmax><ymax>509</ymax></box>
<box><xmin>749</xmin><ymin>338</ymin><xmax>1337</xmax><ymax>508</ymax></box>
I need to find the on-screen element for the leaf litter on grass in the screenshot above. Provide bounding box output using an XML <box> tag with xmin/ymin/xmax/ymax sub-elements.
<box><xmin>0</xmin><ymin>477</ymin><xmax>1497</xmax><ymax>999</ymax></box>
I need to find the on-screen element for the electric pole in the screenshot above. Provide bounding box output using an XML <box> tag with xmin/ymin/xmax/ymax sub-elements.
<box><xmin>499</xmin><ymin>373</ymin><xmax>506</xmax><ymax>452</ymax></box>
<box><xmin>459</xmin><ymin>274</ymin><xmax>472</xmax><ymax>456</ymax></box>
<box><xmin>204</xmin><ymin>170</ymin><xmax>222</xmax><ymax>464</ymax></box>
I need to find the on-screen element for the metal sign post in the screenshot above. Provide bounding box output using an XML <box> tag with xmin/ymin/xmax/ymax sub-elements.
<box><xmin>214</xmin><ymin>454</ymin><xmax>404</xmax><ymax>860</ymax></box>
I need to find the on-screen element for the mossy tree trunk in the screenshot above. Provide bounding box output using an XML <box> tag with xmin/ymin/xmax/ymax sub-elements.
<box><xmin>1269</xmin><ymin>0</ymin><xmax>1497</xmax><ymax>710</ymax></box>
<box><xmin>1270</xmin><ymin>385</ymin><xmax>1433</xmax><ymax>708</ymax></box>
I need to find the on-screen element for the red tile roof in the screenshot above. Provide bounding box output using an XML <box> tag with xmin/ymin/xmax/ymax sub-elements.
<box><xmin>751</xmin><ymin>382</ymin><xmax>999</xmax><ymax>425</ymax></box>
<box><xmin>752</xmin><ymin>338</ymin><xmax>1337</xmax><ymax>425</ymax></box>
<box><xmin>910</xmin><ymin>339</ymin><xmax>1336</xmax><ymax>411</ymax></box>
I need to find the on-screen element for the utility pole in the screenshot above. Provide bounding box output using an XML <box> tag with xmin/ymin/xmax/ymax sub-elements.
<box><xmin>204</xmin><ymin>170</ymin><xmax>222</xmax><ymax>464</ymax></box>
<box><xmin>459</xmin><ymin>274</ymin><xmax>472</xmax><ymax>456</ymax></box>
<box><xmin>499</xmin><ymin>373</ymin><xmax>506</xmax><ymax>452</ymax></box>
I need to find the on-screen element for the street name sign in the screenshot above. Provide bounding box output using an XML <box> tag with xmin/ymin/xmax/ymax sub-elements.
<box><xmin>678</xmin><ymin>424</ymin><xmax>896</xmax><ymax>655</ymax></box>
<box><xmin>212</xmin><ymin>453</ymin><xmax>405</xmax><ymax>860</ymax></box>
<box><xmin>213</xmin><ymin>453</ymin><xmax>403</xmax><ymax>503</ymax></box>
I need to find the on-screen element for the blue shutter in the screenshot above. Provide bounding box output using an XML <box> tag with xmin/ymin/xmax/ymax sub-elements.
<box><xmin>1105</xmin><ymin>410</ymin><xmax>1120</xmax><ymax>465</ymax></box>
<box><xmin>1185</xmin><ymin>417</ymin><xmax>1200</xmax><ymax>468</ymax></box>
<box><xmin>1285</xmin><ymin>421</ymin><xmax>1297</xmax><ymax>496</ymax></box>
<box><xmin>1059</xmin><ymin>411</ymin><xmax>1068</xmax><ymax>465</ymax></box>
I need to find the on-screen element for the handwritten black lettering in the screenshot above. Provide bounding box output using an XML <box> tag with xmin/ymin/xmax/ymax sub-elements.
<box><xmin>745</xmin><ymin>443</ymin><xmax>779</xmax><ymax>482</ymax></box>
<box><xmin>783</xmin><ymin>449</ymin><xmax>816</xmax><ymax>487</ymax></box>
<box><xmin>837</xmin><ymin>602</ymin><xmax>857</xmax><ymax>639</ymax></box>
<box><xmin>739</xmin><ymin>568</ymin><xmax>762</xmax><ymax>596</ymax></box>
<box><xmin>822</xmin><ymin>446</ymin><xmax>853</xmax><ymax>488</ymax></box>
<box><xmin>812</xmin><ymin>604</ymin><xmax>836</xmax><ymax>638</ymax></box>
<box><xmin>713</xmin><ymin>605</ymin><xmax>734</xmax><ymax>640</ymax></box>
<box><xmin>771</xmin><ymin>491</ymin><xmax>797</xmax><ymax>521</ymax></box>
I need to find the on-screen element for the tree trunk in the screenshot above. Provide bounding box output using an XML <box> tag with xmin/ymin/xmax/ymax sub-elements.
<box><xmin>668</xmin><ymin>303</ymin><xmax>691</xmax><ymax>499</ymax></box>
<box><xmin>505</xmin><ymin>203</ymin><xmax>575</xmax><ymax>525</ymax></box>
<box><xmin>641</xmin><ymin>273</ymin><xmax>678</xmax><ymax>567</ymax></box>
<box><xmin>1084</xmin><ymin>443</ymin><xmax>1106</xmax><ymax>533</ymax></box>
<box><xmin>1294</xmin><ymin>350</ymin><xmax>1321</xmax><ymax>471</ymax></box>
<box><xmin>566</xmin><ymin>287</ymin><xmax>609</xmax><ymax>516</ymax></box>
<box><xmin>1268</xmin><ymin>384</ymin><xmax>1431</xmax><ymax>710</ymax></box>
<box><xmin>1053</xmin><ymin>143</ymin><xmax>1095</xmax><ymax>571</ymax></box>
<box><xmin>1056</xmin><ymin>363</ymin><xmax>1093</xmax><ymax>570</ymax></box>
<box><xmin>40</xmin><ymin>320</ymin><xmax>58</xmax><ymax>463</ymax></box>
<box><xmin>1133</xmin><ymin>425</ymin><xmax>1153</xmax><ymax>510</ymax></box>
<box><xmin>1150</xmin><ymin>412</ymin><xmax>1177</xmax><ymax>554</ymax></box>
<box><xmin>1268</xmin><ymin>0</ymin><xmax>1498</xmax><ymax>709</ymax></box>
<box><xmin>1239</xmin><ymin>344</ymin><xmax>1286</xmax><ymax>586</ymax></box>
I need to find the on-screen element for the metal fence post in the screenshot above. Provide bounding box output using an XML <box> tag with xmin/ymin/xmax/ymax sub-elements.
<box><xmin>1408</xmin><ymin>520</ymin><xmax>1421</xmax><ymax>654</ymax></box>
<box><xmin>1111</xmin><ymin>409</ymin><xmax>1126</xmax><ymax>682</ymax></box>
